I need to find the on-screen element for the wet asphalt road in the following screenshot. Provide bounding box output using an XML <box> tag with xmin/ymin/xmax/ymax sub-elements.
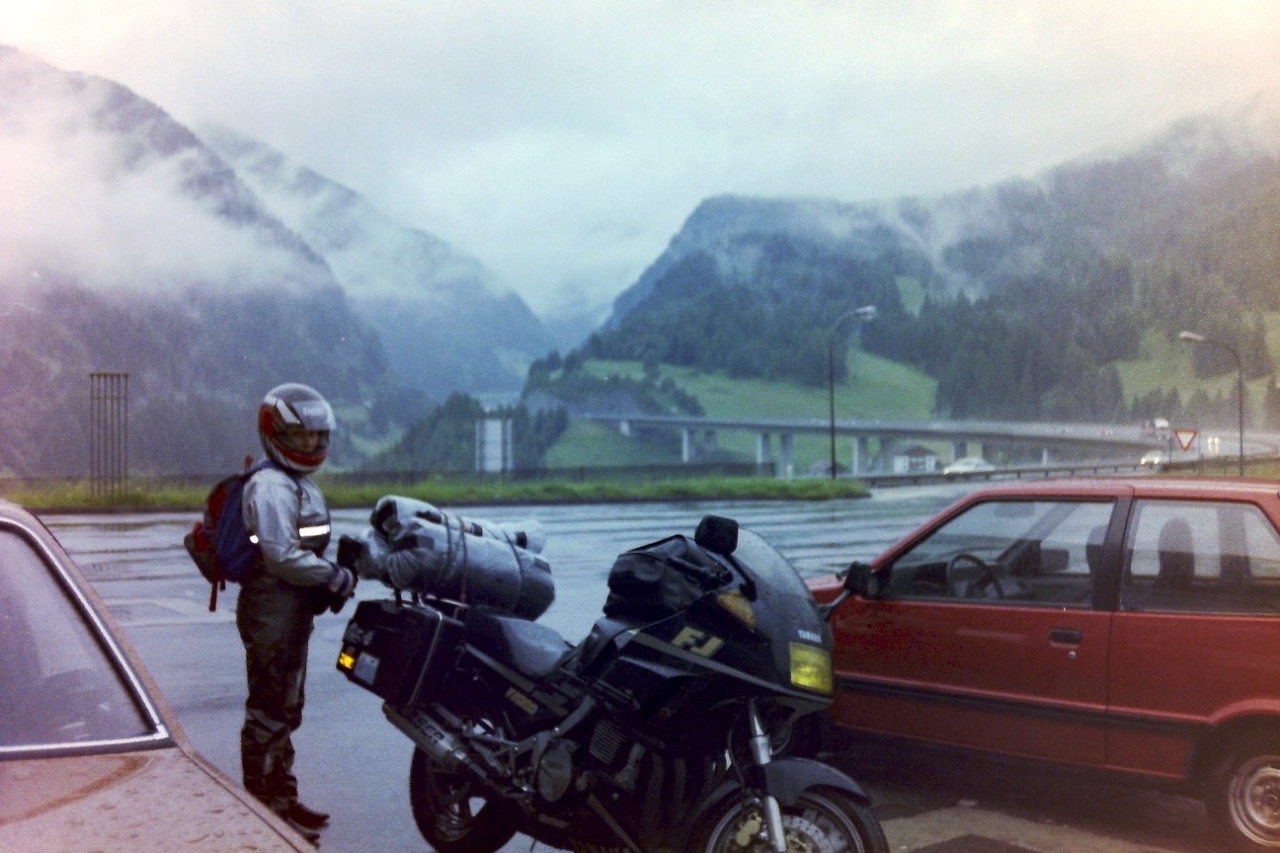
<box><xmin>49</xmin><ymin>485</ymin><xmax>1220</xmax><ymax>853</ymax></box>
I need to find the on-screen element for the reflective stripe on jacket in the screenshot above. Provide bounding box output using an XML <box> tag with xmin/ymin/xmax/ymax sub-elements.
<box><xmin>242</xmin><ymin>465</ymin><xmax>333</xmax><ymax>587</ymax></box>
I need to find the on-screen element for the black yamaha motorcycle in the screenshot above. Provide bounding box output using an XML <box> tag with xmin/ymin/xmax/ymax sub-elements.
<box><xmin>336</xmin><ymin>514</ymin><xmax>887</xmax><ymax>853</ymax></box>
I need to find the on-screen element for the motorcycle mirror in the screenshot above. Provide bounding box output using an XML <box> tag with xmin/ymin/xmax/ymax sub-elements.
<box><xmin>694</xmin><ymin>515</ymin><xmax>738</xmax><ymax>556</ymax></box>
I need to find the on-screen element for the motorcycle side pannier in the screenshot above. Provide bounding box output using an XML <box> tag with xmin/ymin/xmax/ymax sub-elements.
<box><xmin>603</xmin><ymin>534</ymin><xmax>733</xmax><ymax>621</ymax></box>
<box><xmin>336</xmin><ymin>599</ymin><xmax>462</xmax><ymax>706</ymax></box>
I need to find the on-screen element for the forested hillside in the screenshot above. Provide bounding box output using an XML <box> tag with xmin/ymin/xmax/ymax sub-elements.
<box><xmin>562</xmin><ymin>91</ymin><xmax>1280</xmax><ymax>429</ymax></box>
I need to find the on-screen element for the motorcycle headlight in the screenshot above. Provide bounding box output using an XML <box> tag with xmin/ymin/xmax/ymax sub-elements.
<box><xmin>789</xmin><ymin>642</ymin><xmax>833</xmax><ymax>694</ymax></box>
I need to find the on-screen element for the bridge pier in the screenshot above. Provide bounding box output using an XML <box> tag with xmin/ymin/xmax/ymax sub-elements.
<box><xmin>779</xmin><ymin>433</ymin><xmax>795</xmax><ymax>478</ymax></box>
<box><xmin>756</xmin><ymin>432</ymin><xmax>772</xmax><ymax>465</ymax></box>
<box><xmin>680</xmin><ymin>428</ymin><xmax>718</xmax><ymax>462</ymax></box>
<box><xmin>852</xmin><ymin>436</ymin><xmax>870</xmax><ymax>474</ymax></box>
<box><xmin>880</xmin><ymin>437</ymin><xmax>896</xmax><ymax>464</ymax></box>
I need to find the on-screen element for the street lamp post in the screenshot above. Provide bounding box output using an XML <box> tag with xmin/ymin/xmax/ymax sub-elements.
<box><xmin>828</xmin><ymin>305</ymin><xmax>877</xmax><ymax>480</ymax></box>
<box><xmin>1178</xmin><ymin>330</ymin><xmax>1245</xmax><ymax>477</ymax></box>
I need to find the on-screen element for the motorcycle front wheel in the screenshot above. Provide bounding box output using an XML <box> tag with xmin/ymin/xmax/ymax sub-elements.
<box><xmin>695</xmin><ymin>786</ymin><xmax>889</xmax><ymax>853</ymax></box>
<box><xmin>408</xmin><ymin>747</ymin><xmax>518</xmax><ymax>853</ymax></box>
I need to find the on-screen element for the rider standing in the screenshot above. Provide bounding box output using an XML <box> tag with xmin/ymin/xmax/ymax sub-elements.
<box><xmin>237</xmin><ymin>382</ymin><xmax>355</xmax><ymax>843</ymax></box>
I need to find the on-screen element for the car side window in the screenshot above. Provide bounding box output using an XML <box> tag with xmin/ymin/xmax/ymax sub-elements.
<box><xmin>885</xmin><ymin>499</ymin><xmax>1114</xmax><ymax>607</ymax></box>
<box><xmin>0</xmin><ymin>528</ymin><xmax>154</xmax><ymax>751</ymax></box>
<box><xmin>1122</xmin><ymin>499</ymin><xmax>1280</xmax><ymax>615</ymax></box>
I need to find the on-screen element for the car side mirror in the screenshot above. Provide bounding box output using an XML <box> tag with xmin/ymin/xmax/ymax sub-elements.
<box><xmin>844</xmin><ymin>561</ymin><xmax>885</xmax><ymax>600</ymax></box>
<box><xmin>820</xmin><ymin>560</ymin><xmax>884</xmax><ymax>621</ymax></box>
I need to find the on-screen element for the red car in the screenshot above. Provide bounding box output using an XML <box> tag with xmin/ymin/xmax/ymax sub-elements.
<box><xmin>809</xmin><ymin>477</ymin><xmax>1280</xmax><ymax>853</ymax></box>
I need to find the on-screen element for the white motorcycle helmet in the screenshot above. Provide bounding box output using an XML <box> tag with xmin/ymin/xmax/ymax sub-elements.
<box><xmin>257</xmin><ymin>383</ymin><xmax>336</xmax><ymax>474</ymax></box>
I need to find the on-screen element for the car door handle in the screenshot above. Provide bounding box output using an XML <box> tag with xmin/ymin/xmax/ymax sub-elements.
<box><xmin>1048</xmin><ymin>628</ymin><xmax>1083</xmax><ymax>644</ymax></box>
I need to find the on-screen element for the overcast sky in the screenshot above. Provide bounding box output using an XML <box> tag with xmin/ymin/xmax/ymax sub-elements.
<box><xmin>3</xmin><ymin>1</ymin><xmax>1278</xmax><ymax>320</ymax></box>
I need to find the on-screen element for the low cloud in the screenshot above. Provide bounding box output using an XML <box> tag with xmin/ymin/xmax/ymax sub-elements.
<box><xmin>3</xmin><ymin>2</ymin><xmax>1279</xmax><ymax>317</ymax></box>
<box><xmin>0</xmin><ymin>55</ymin><xmax>322</xmax><ymax>296</ymax></box>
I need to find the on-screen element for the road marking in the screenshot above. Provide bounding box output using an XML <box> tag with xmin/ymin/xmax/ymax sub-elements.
<box><xmin>102</xmin><ymin>596</ymin><xmax>234</xmax><ymax>627</ymax></box>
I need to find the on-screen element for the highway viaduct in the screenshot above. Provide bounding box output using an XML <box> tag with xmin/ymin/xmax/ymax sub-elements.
<box><xmin>580</xmin><ymin>414</ymin><xmax>1175</xmax><ymax>475</ymax></box>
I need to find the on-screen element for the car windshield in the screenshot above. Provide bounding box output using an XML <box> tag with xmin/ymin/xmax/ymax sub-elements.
<box><xmin>0</xmin><ymin>523</ymin><xmax>160</xmax><ymax>756</ymax></box>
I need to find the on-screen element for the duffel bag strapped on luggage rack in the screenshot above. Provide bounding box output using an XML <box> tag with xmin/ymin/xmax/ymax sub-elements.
<box><xmin>341</xmin><ymin>495</ymin><xmax>555</xmax><ymax>620</ymax></box>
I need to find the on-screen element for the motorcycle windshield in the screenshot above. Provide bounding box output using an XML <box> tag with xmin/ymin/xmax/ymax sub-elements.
<box><xmin>730</xmin><ymin>529</ymin><xmax>828</xmax><ymax>644</ymax></box>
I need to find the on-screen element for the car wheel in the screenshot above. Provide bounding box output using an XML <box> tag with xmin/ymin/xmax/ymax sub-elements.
<box><xmin>1207</xmin><ymin>735</ymin><xmax>1280</xmax><ymax>851</ymax></box>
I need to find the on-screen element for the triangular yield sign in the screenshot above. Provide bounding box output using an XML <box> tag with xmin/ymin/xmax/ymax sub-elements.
<box><xmin>1174</xmin><ymin>429</ymin><xmax>1198</xmax><ymax>451</ymax></box>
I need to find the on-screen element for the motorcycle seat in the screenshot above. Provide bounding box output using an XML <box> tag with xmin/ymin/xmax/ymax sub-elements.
<box><xmin>465</xmin><ymin>609</ymin><xmax>573</xmax><ymax>681</ymax></box>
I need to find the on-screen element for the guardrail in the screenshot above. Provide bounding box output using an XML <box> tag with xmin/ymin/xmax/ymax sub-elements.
<box><xmin>0</xmin><ymin>454</ymin><xmax>1266</xmax><ymax>498</ymax></box>
<box><xmin>855</xmin><ymin>454</ymin><xmax>1268</xmax><ymax>488</ymax></box>
<box><xmin>855</xmin><ymin>460</ymin><xmax>1146</xmax><ymax>488</ymax></box>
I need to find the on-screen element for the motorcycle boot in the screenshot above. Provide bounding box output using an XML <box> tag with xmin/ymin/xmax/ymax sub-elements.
<box><xmin>287</xmin><ymin>801</ymin><xmax>331</xmax><ymax>830</ymax></box>
<box><xmin>271</xmin><ymin>805</ymin><xmax>321</xmax><ymax>845</ymax></box>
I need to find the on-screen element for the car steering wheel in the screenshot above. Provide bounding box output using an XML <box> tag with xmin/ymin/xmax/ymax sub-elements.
<box><xmin>946</xmin><ymin>552</ymin><xmax>1004</xmax><ymax>599</ymax></box>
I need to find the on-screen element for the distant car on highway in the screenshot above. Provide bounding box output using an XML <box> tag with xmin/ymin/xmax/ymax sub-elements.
<box><xmin>0</xmin><ymin>500</ymin><xmax>313</xmax><ymax>852</ymax></box>
<box><xmin>942</xmin><ymin>456</ymin><xmax>995</xmax><ymax>475</ymax></box>
<box><xmin>1140</xmin><ymin>449</ymin><xmax>1166</xmax><ymax>468</ymax></box>
<box><xmin>809</xmin><ymin>477</ymin><xmax>1280</xmax><ymax>853</ymax></box>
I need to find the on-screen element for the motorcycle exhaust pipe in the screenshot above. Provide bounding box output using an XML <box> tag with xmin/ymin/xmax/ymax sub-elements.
<box><xmin>385</xmin><ymin>704</ymin><xmax>478</xmax><ymax>776</ymax></box>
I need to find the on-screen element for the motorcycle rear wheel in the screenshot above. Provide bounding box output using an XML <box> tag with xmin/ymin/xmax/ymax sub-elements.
<box><xmin>408</xmin><ymin>747</ymin><xmax>518</xmax><ymax>853</ymax></box>
<box><xmin>695</xmin><ymin>786</ymin><xmax>888</xmax><ymax>853</ymax></box>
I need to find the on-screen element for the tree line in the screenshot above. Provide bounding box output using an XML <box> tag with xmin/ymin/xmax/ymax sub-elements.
<box><xmin>365</xmin><ymin>393</ymin><xmax>569</xmax><ymax>474</ymax></box>
<box><xmin>572</xmin><ymin>242</ymin><xmax>1278</xmax><ymax>430</ymax></box>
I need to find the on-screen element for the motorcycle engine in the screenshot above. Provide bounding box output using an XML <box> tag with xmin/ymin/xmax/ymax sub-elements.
<box><xmin>537</xmin><ymin>742</ymin><xmax>575</xmax><ymax>802</ymax></box>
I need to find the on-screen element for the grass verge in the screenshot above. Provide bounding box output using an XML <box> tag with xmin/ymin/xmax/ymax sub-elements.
<box><xmin>1</xmin><ymin>475</ymin><xmax>874</xmax><ymax>514</ymax></box>
<box><xmin>10</xmin><ymin>459</ymin><xmax>1276</xmax><ymax>515</ymax></box>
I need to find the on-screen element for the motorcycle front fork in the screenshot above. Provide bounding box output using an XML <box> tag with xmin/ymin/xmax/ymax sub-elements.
<box><xmin>746</xmin><ymin>699</ymin><xmax>787</xmax><ymax>853</ymax></box>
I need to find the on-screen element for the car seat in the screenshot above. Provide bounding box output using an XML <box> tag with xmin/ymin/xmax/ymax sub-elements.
<box><xmin>1156</xmin><ymin>518</ymin><xmax>1195</xmax><ymax>590</ymax></box>
<box><xmin>1086</xmin><ymin>525</ymin><xmax>1107</xmax><ymax>576</ymax></box>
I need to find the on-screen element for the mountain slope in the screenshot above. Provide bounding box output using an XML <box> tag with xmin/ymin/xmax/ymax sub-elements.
<box><xmin>585</xmin><ymin>89</ymin><xmax>1280</xmax><ymax>425</ymax></box>
<box><xmin>0</xmin><ymin>45</ymin><xmax>400</xmax><ymax>475</ymax></box>
<box><xmin>200</xmin><ymin>127</ymin><xmax>554</xmax><ymax>400</ymax></box>
<box><xmin>610</xmin><ymin>88</ymin><xmax>1280</xmax><ymax>327</ymax></box>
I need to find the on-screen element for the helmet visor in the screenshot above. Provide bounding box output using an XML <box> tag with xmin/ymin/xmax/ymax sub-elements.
<box><xmin>278</xmin><ymin>426</ymin><xmax>330</xmax><ymax>456</ymax></box>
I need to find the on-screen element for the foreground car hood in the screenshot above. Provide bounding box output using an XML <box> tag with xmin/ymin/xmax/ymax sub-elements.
<box><xmin>0</xmin><ymin>747</ymin><xmax>309</xmax><ymax>851</ymax></box>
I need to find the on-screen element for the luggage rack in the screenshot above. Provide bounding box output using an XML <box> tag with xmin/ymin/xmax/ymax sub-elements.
<box><xmin>392</xmin><ymin>586</ymin><xmax>469</xmax><ymax>621</ymax></box>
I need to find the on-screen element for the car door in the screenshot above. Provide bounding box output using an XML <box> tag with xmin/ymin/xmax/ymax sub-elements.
<box><xmin>830</xmin><ymin>497</ymin><xmax>1116</xmax><ymax>766</ymax></box>
<box><xmin>1107</xmin><ymin>496</ymin><xmax>1280</xmax><ymax>780</ymax></box>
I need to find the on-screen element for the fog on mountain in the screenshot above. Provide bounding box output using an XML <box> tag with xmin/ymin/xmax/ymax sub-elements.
<box><xmin>2</xmin><ymin>42</ymin><xmax>1277</xmax><ymax>477</ymax></box>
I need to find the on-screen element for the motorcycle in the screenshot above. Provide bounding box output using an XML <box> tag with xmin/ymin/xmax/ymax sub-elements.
<box><xmin>336</xmin><ymin>512</ymin><xmax>888</xmax><ymax>853</ymax></box>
